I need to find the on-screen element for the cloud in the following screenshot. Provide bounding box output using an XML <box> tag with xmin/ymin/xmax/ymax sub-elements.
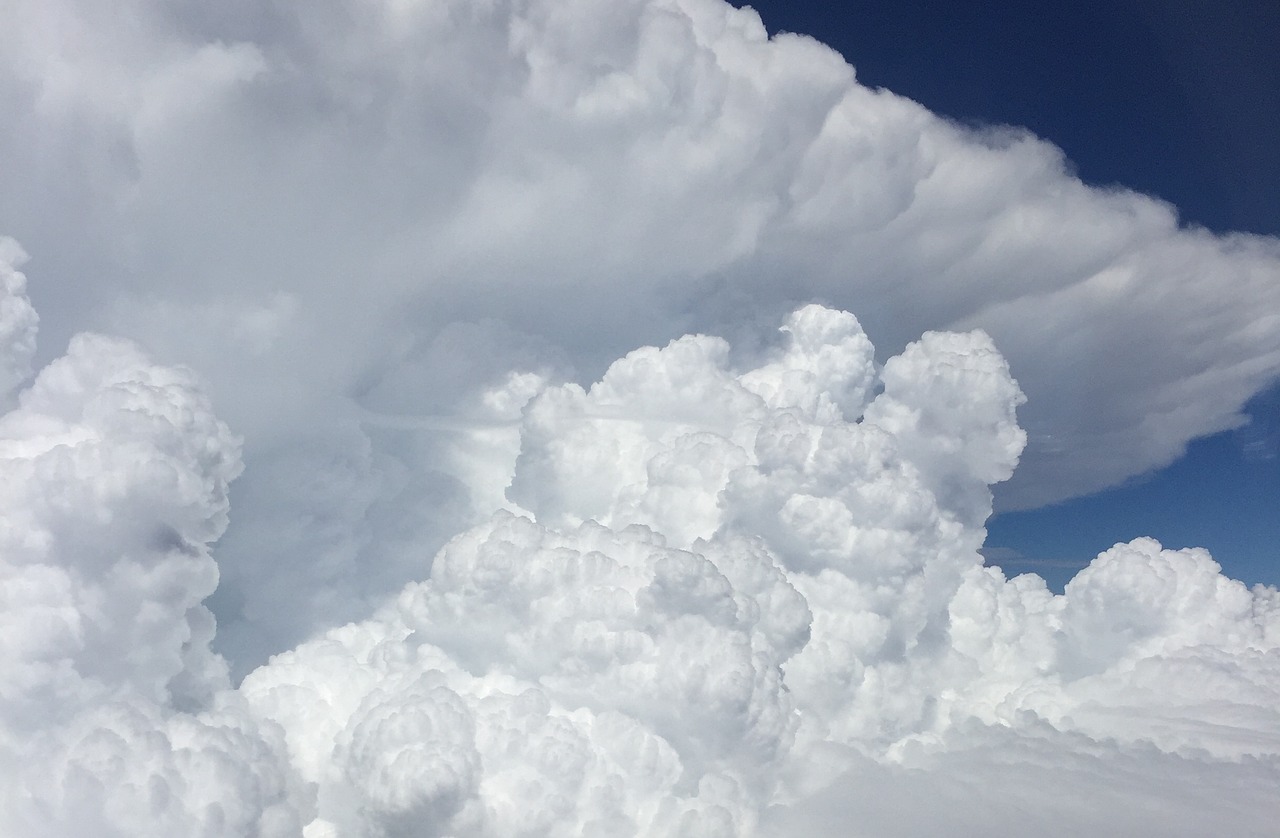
<box><xmin>3</xmin><ymin>0</ymin><xmax>1278</xmax><ymax>663</ymax></box>
<box><xmin>2</xmin><ymin>286</ymin><xmax>1280</xmax><ymax>834</ymax></box>
<box><xmin>0</xmin><ymin>292</ymin><xmax>307</xmax><ymax>835</ymax></box>
<box><xmin>762</xmin><ymin>721</ymin><xmax>1280</xmax><ymax>838</ymax></box>
<box><xmin>0</xmin><ymin>238</ymin><xmax>38</xmax><ymax>404</ymax></box>
<box><xmin>3</xmin><ymin>0</ymin><xmax>1280</xmax><ymax>832</ymax></box>
<box><xmin>8</xmin><ymin>282</ymin><xmax>1278</xmax><ymax>834</ymax></box>
<box><xmin>237</xmin><ymin>305</ymin><xmax>1275</xmax><ymax>835</ymax></box>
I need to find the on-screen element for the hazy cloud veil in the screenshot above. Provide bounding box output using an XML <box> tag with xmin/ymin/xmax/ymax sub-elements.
<box><xmin>2</xmin><ymin>0</ymin><xmax>1280</xmax><ymax>835</ymax></box>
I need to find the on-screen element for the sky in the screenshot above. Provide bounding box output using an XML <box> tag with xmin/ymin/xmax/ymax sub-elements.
<box><xmin>3</xmin><ymin>0</ymin><xmax>1280</xmax><ymax>835</ymax></box>
<box><xmin>733</xmin><ymin>0</ymin><xmax>1280</xmax><ymax>590</ymax></box>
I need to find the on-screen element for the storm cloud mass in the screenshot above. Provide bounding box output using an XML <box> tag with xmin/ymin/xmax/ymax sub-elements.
<box><xmin>2</xmin><ymin>0</ymin><xmax>1280</xmax><ymax>834</ymax></box>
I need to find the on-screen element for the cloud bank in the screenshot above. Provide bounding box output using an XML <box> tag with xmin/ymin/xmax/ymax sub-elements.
<box><xmin>4</xmin><ymin>242</ymin><xmax>1279</xmax><ymax>834</ymax></box>
<box><xmin>3</xmin><ymin>0</ymin><xmax>1279</xmax><ymax>662</ymax></box>
<box><xmin>4</xmin><ymin>0</ymin><xmax>1280</xmax><ymax>833</ymax></box>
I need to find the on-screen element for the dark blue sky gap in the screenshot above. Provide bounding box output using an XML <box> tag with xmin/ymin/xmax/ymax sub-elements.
<box><xmin>733</xmin><ymin>0</ymin><xmax>1280</xmax><ymax>590</ymax></box>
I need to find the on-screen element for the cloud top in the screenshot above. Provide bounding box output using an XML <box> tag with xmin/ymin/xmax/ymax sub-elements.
<box><xmin>3</xmin><ymin>0</ymin><xmax>1278</xmax><ymax>515</ymax></box>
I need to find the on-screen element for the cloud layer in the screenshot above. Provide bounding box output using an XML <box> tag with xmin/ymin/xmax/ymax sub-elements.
<box><xmin>4</xmin><ymin>245</ymin><xmax>1279</xmax><ymax>834</ymax></box>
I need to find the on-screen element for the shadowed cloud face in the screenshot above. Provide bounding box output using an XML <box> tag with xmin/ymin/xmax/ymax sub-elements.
<box><xmin>2</xmin><ymin>0</ymin><xmax>1280</xmax><ymax>835</ymax></box>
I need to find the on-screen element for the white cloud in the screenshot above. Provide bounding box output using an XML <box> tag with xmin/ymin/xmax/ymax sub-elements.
<box><xmin>0</xmin><ymin>309</ymin><xmax>307</xmax><ymax>836</ymax></box>
<box><xmin>3</xmin><ymin>0</ymin><xmax>1280</xmax><ymax>832</ymax></box>
<box><xmin>2</xmin><ymin>290</ymin><xmax>1278</xmax><ymax>834</ymax></box>
<box><xmin>234</xmin><ymin>304</ymin><xmax>1277</xmax><ymax>835</ymax></box>
<box><xmin>3</xmin><ymin>0</ymin><xmax>1279</xmax><ymax>660</ymax></box>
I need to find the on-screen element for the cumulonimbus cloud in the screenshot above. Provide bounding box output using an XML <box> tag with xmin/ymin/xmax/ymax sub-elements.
<box><xmin>4</xmin><ymin>237</ymin><xmax>1278</xmax><ymax>834</ymax></box>
<box><xmin>2</xmin><ymin>0</ymin><xmax>1280</xmax><ymax>665</ymax></box>
<box><xmin>3</xmin><ymin>0</ymin><xmax>1278</xmax><ymax>665</ymax></box>
<box><xmin>3</xmin><ymin>0</ymin><xmax>1280</xmax><ymax>833</ymax></box>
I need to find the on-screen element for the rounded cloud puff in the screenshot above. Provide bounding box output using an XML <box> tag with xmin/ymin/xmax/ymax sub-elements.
<box><xmin>231</xmin><ymin>304</ymin><xmax>1275</xmax><ymax>834</ymax></box>
<box><xmin>0</xmin><ymin>331</ymin><xmax>241</xmax><ymax>719</ymax></box>
<box><xmin>0</xmin><ymin>309</ymin><xmax>305</xmax><ymax>836</ymax></box>
<box><xmin>242</xmin><ymin>509</ymin><xmax>802</xmax><ymax>837</ymax></box>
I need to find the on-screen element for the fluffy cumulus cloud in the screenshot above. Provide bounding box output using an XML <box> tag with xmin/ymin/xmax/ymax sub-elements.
<box><xmin>0</xmin><ymin>273</ymin><xmax>304</xmax><ymax>835</ymax></box>
<box><xmin>4</xmin><ymin>0</ymin><xmax>1280</xmax><ymax>834</ymax></box>
<box><xmin>5</xmin><ymin>267</ymin><xmax>1280</xmax><ymax>833</ymax></box>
